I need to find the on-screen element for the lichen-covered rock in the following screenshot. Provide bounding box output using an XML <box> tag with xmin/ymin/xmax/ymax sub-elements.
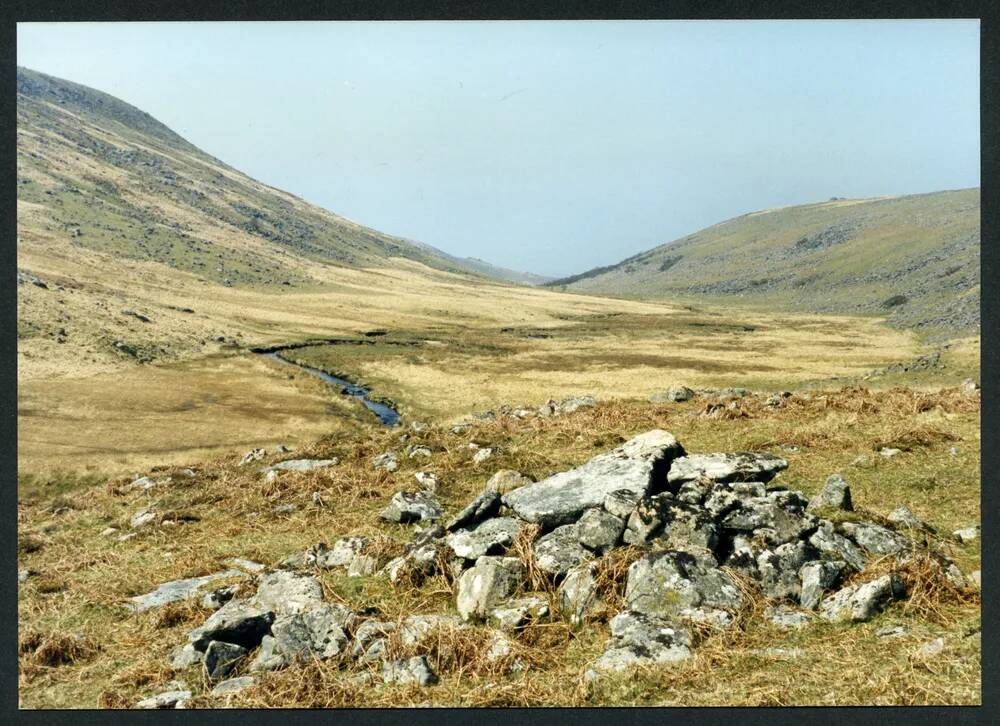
<box><xmin>839</xmin><ymin>521</ymin><xmax>911</xmax><ymax>556</ymax></box>
<box><xmin>603</xmin><ymin>488</ymin><xmax>642</xmax><ymax>519</ymax></box>
<box><xmin>312</xmin><ymin>537</ymin><xmax>369</xmax><ymax>569</ymax></box>
<box><xmin>503</xmin><ymin>430</ymin><xmax>684</xmax><ymax>526</ymax></box>
<box><xmin>756</xmin><ymin>541</ymin><xmax>810</xmax><ymax>599</ymax></box>
<box><xmin>766</xmin><ymin>604</ymin><xmax>812</xmax><ymax>630</ymax></box>
<box><xmin>169</xmin><ymin>643</ymin><xmax>204</xmax><ymax>669</ymax></box>
<box><xmin>381</xmin><ymin>655</ymin><xmax>439</xmax><ymax>686</ymax></box>
<box><xmin>807</xmin><ymin>474</ymin><xmax>853</xmax><ymax>512</ymax></box>
<box><xmin>625</xmin><ymin>549</ymin><xmax>741</xmax><ymax>619</ymax></box>
<box><xmin>264</xmin><ymin>458</ymin><xmax>337</xmax><ymax>472</ymax></box>
<box><xmin>134</xmin><ymin>690</ymin><xmax>192</xmax><ymax>709</ymax></box>
<box><xmin>211</xmin><ymin>676</ymin><xmax>257</xmax><ymax>697</ymax></box>
<box><xmin>809</xmin><ymin>520</ymin><xmax>866</xmax><ymax>572</ymax></box>
<box><xmin>576</xmin><ymin>508</ymin><xmax>625</xmax><ymax>553</ymax></box>
<box><xmin>446</xmin><ymin>517</ymin><xmax>522</xmax><ymax>560</ymax></box>
<box><xmin>533</xmin><ymin>524</ymin><xmax>592</xmax><ymax>577</ymax></box>
<box><xmin>373</xmin><ymin>452</ymin><xmax>399</xmax><ymax>472</ymax></box>
<box><xmin>445</xmin><ymin>490</ymin><xmax>501</xmax><ymax>532</ymax></box>
<box><xmin>593</xmin><ymin>611</ymin><xmax>692</xmax><ymax>672</ymax></box>
<box><xmin>456</xmin><ymin>556</ymin><xmax>525</xmax><ymax>621</ymax></box>
<box><xmin>127</xmin><ymin>570</ymin><xmax>243</xmax><ymax>612</ymax></box>
<box><xmin>350</xmin><ymin>620</ymin><xmax>396</xmax><ymax>663</ymax></box>
<box><xmin>798</xmin><ymin>560</ymin><xmax>846</xmax><ymax>610</ymax></box>
<box><xmin>380</xmin><ymin>491</ymin><xmax>443</xmax><ymax>523</ymax></box>
<box><xmin>667</xmin><ymin>452</ymin><xmax>787</xmax><ymax>486</ymax></box>
<box><xmin>558</xmin><ymin>563</ymin><xmax>600</xmax><ymax>626</ymax></box>
<box><xmin>886</xmin><ymin>506</ymin><xmax>929</xmax><ymax>531</ymax></box>
<box><xmin>490</xmin><ymin>596</ymin><xmax>549</xmax><ymax>629</ymax></box>
<box><xmin>253</xmin><ymin>571</ymin><xmax>324</xmax><ymax>614</ymax></box>
<box><xmin>818</xmin><ymin>574</ymin><xmax>906</xmax><ymax>622</ymax></box>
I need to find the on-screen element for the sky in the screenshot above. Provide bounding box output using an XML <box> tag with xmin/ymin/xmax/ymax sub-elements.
<box><xmin>17</xmin><ymin>20</ymin><xmax>980</xmax><ymax>277</ymax></box>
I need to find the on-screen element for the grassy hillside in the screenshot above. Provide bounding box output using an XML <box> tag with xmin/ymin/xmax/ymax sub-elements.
<box><xmin>548</xmin><ymin>190</ymin><xmax>980</xmax><ymax>339</ymax></box>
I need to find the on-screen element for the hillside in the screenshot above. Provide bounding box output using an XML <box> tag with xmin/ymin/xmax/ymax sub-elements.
<box><xmin>454</xmin><ymin>257</ymin><xmax>554</xmax><ymax>286</ymax></box>
<box><xmin>547</xmin><ymin>190</ymin><xmax>980</xmax><ymax>338</ymax></box>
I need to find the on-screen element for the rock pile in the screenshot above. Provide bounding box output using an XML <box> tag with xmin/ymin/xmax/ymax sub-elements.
<box><xmin>155</xmin><ymin>429</ymin><xmax>968</xmax><ymax>698</ymax></box>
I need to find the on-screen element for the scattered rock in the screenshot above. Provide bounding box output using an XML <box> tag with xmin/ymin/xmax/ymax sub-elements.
<box><xmin>130</xmin><ymin>509</ymin><xmax>157</xmax><ymax>529</ymax></box>
<box><xmin>818</xmin><ymin>574</ymin><xmax>906</xmax><ymax>622</ymax></box>
<box><xmin>203</xmin><ymin>640</ymin><xmax>247</xmax><ymax>680</ymax></box>
<box><xmin>559</xmin><ymin>563</ymin><xmax>600</xmax><ymax>626</ymax></box>
<box><xmin>264</xmin><ymin>458</ymin><xmax>337</xmax><ymax>472</ymax></box>
<box><xmin>311</xmin><ymin>538</ymin><xmax>369</xmax><ymax>569</ymax></box>
<box><xmin>799</xmin><ymin>560</ymin><xmax>846</xmax><ymax>610</ymax></box>
<box><xmin>188</xmin><ymin>600</ymin><xmax>275</xmax><ymax>650</ymax></box>
<box><xmin>382</xmin><ymin>656</ymin><xmax>438</xmax><ymax>686</ymax></box>
<box><xmin>880</xmin><ymin>448</ymin><xmax>902</xmax><ymax>458</ymax></box>
<box><xmin>969</xmin><ymin>570</ymin><xmax>981</xmax><ymax>588</ymax></box>
<box><xmin>240</xmin><ymin>448</ymin><xmax>266</xmax><ymax>466</ymax></box>
<box><xmin>625</xmin><ymin>549</ymin><xmax>742</xmax><ymax>619</ymax></box>
<box><xmin>447</xmin><ymin>517</ymin><xmax>522</xmax><ymax>560</ymax></box>
<box><xmin>840</xmin><ymin>521</ymin><xmax>911</xmax><ymax>555</ymax></box>
<box><xmin>211</xmin><ymin>676</ymin><xmax>257</xmax><ymax>697</ymax></box>
<box><xmin>446</xmin><ymin>490</ymin><xmax>501</xmax><ymax>532</ymax></box>
<box><xmin>406</xmin><ymin>444</ymin><xmax>432</xmax><ymax>459</ymax></box>
<box><xmin>766</xmin><ymin>604</ymin><xmax>812</xmax><ymax>630</ymax></box>
<box><xmin>127</xmin><ymin>569</ymin><xmax>243</xmax><ymax>612</ymax></box>
<box><xmin>490</xmin><ymin>595</ymin><xmax>549</xmax><ymax>629</ymax></box>
<box><xmin>959</xmin><ymin>378</ymin><xmax>979</xmax><ymax>397</ymax></box>
<box><xmin>253</xmin><ymin>571</ymin><xmax>324</xmax><ymax>614</ymax></box>
<box><xmin>134</xmin><ymin>690</ymin><xmax>192</xmax><ymax>709</ymax></box>
<box><xmin>414</xmin><ymin>472</ymin><xmax>438</xmax><ymax>491</ymax></box>
<box><xmin>807</xmin><ymin>474</ymin><xmax>853</xmax><ymax>512</ymax></box>
<box><xmin>576</xmin><ymin>507</ymin><xmax>626</xmax><ymax>554</ymax></box>
<box><xmin>913</xmin><ymin>637</ymin><xmax>945</xmax><ymax>658</ymax></box>
<box><xmin>533</xmin><ymin>524</ymin><xmax>593</xmax><ymax>577</ymax></box>
<box><xmin>593</xmin><ymin>611</ymin><xmax>692</xmax><ymax>671</ymax></box>
<box><xmin>875</xmin><ymin>624</ymin><xmax>909</xmax><ymax>638</ymax></box>
<box><xmin>473</xmin><ymin>448</ymin><xmax>494</xmax><ymax>463</ymax></box>
<box><xmin>886</xmin><ymin>506</ymin><xmax>929</xmax><ymax>531</ymax></box>
<box><xmin>271</xmin><ymin>504</ymin><xmax>298</xmax><ymax>514</ymax></box>
<box><xmin>456</xmin><ymin>556</ymin><xmax>525</xmax><ymax>621</ymax></box>
<box><xmin>202</xmin><ymin>585</ymin><xmax>240</xmax><ymax>611</ymax></box>
<box><xmin>380</xmin><ymin>491</ymin><xmax>444</xmax><ymax>523</ymax></box>
<box><xmin>952</xmin><ymin>526</ymin><xmax>979</xmax><ymax>544</ymax></box>
<box><xmin>808</xmin><ymin>520</ymin><xmax>866</xmax><ymax>572</ymax></box>
<box><xmin>373</xmin><ymin>452</ymin><xmax>399</xmax><ymax>472</ymax></box>
<box><xmin>18</xmin><ymin>569</ymin><xmax>37</xmax><ymax>583</ymax></box>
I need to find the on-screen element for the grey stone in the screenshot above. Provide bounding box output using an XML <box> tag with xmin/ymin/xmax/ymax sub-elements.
<box><xmin>202</xmin><ymin>584</ymin><xmax>240</xmax><ymax>611</ymax></box>
<box><xmin>593</xmin><ymin>611</ymin><xmax>692</xmax><ymax>672</ymax></box>
<box><xmin>447</xmin><ymin>517</ymin><xmax>522</xmax><ymax>560</ymax></box>
<box><xmin>576</xmin><ymin>508</ymin><xmax>625</xmax><ymax>553</ymax></box>
<box><xmin>134</xmin><ymin>690</ymin><xmax>192</xmax><ymax>709</ymax></box>
<box><xmin>130</xmin><ymin>508</ymin><xmax>157</xmax><ymax>528</ymax></box>
<box><xmin>914</xmin><ymin>637</ymin><xmax>946</xmax><ymax>658</ymax></box>
<box><xmin>970</xmin><ymin>570</ymin><xmax>981</xmax><ymax>588</ymax></box>
<box><xmin>756</xmin><ymin>541</ymin><xmax>810</xmax><ymax>599</ymax></box>
<box><xmin>398</xmin><ymin>614</ymin><xmax>465</xmax><ymax>645</ymax></box>
<box><xmin>840</xmin><ymin>521</ymin><xmax>911</xmax><ymax>555</ymax></box>
<box><xmin>472</xmin><ymin>447</ymin><xmax>494</xmax><ymax>463</ymax></box>
<box><xmin>603</xmin><ymin>488</ymin><xmax>642</xmax><ymax>519</ymax></box>
<box><xmin>406</xmin><ymin>444</ymin><xmax>432</xmax><ymax>459</ymax></box>
<box><xmin>766</xmin><ymin>604</ymin><xmax>812</xmax><ymax>630</ymax></box>
<box><xmin>259</xmin><ymin>604</ymin><xmax>350</xmax><ymax>668</ymax></box>
<box><xmin>880</xmin><ymin>447</ymin><xmax>902</xmax><ymax>458</ymax></box>
<box><xmin>491</xmin><ymin>596</ymin><xmax>550</xmax><ymax>629</ymax></box>
<box><xmin>204</xmin><ymin>640</ymin><xmax>248</xmax><ymax>680</ymax></box>
<box><xmin>314</xmin><ymin>537</ymin><xmax>369</xmax><ymax>569</ymax></box>
<box><xmin>225</xmin><ymin>558</ymin><xmax>266</xmax><ymax>573</ymax></box>
<box><xmin>169</xmin><ymin>643</ymin><xmax>204</xmax><ymax>669</ymax></box>
<box><xmin>211</xmin><ymin>676</ymin><xmax>257</xmax><ymax>697</ymax></box>
<box><xmin>886</xmin><ymin>506</ymin><xmax>929</xmax><ymax>531</ymax></box>
<box><xmin>188</xmin><ymin>599</ymin><xmax>275</xmax><ymax>650</ymax></box>
<box><xmin>503</xmin><ymin>430</ymin><xmax>684</xmax><ymax>526</ymax></box>
<box><xmin>346</xmin><ymin>554</ymin><xmax>379</xmax><ymax>577</ymax></box>
<box><xmin>809</xmin><ymin>520</ymin><xmax>866</xmax><ymax>572</ymax></box>
<box><xmin>667</xmin><ymin>452</ymin><xmax>788</xmax><ymax>486</ymax></box>
<box><xmin>485</xmin><ymin>470</ymin><xmax>533</xmax><ymax>494</ymax></box>
<box><xmin>373</xmin><ymin>452</ymin><xmax>399</xmax><ymax>471</ymax></box>
<box><xmin>414</xmin><ymin>472</ymin><xmax>438</xmax><ymax>491</ymax></box>
<box><xmin>557</xmin><ymin>563</ymin><xmax>600</xmax><ymax>628</ymax></box>
<box><xmin>799</xmin><ymin>560</ymin><xmax>846</xmax><ymax>610</ymax></box>
<box><xmin>533</xmin><ymin>524</ymin><xmax>592</xmax><ymax>577</ymax></box>
<box><xmin>678</xmin><ymin>606</ymin><xmax>734</xmax><ymax>629</ymax></box>
<box><xmin>445</xmin><ymin>490</ymin><xmax>501</xmax><ymax>531</ymax></box>
<box><xmin>240</xmin><ymin>448</ymin><xmax>266</xmax><ymax>465</ymax></box>
<box><xmin>625</xmin><ymin>549</ymin><xmax>741</xmax><ymax>619</ymax></box>
<box><xmin>271</xmin><ymin>504</ymin><xmax>298</xmax><ymax>514</ymax></box>
<box><xmin>350</xmin><ymin>620</ymin><xmax>397</xmax><ymax>663</ymax></box>
<box><xmin>381</xmin><ymin>656</ymin><xmax>439</xmax><ymax>686</ymax></box>
<box><xmin>555</xmin><ymin>395</ymin><xmax>598</xmax><ymax>414</ymax></box>
<box><xmin>264</xmin><ymin>458</ymin><xmax>337</xmax><ymax>472</ymax></box>
<box><xmin>959</xmin><ymin>378</ymin><xmax>979</xmax><ymax>396</ymax></box>
<box><xmin>818</xmin><ymin>574</ymin><xmax>906</xmax><ymax>622</ymax></box>
<box><xmin>456</xmin><ymin>556</ymin><xmax>525</xmax><ymax>621</ymax></box>
<box><xmin>953</xmin><ymin>526</ymin><xmax>979</xmax><ymax>543</ymax></box>
<box><xmin>807</xmin><ymin>474</ymin><xmax>853</xmax><ymax>512</ymax></box>
<box><xmin>380</xmin><ymin>491</ymin><xmax>443</xmax><ymax>523</ymax></box>
<box><xmin>875</xmin><ymin>624</ymin><xmax>909</xmax><ymax>638</ymax></box>
<box><xmin>253</xmin><ymin>571</ymin><xmax>324</xmax><ymax>614</ymax></box>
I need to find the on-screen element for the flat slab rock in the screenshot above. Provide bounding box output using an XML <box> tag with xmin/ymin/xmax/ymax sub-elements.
<box><xmin>126</xmin><ymin>569</ymin><xmax>244</xmax><ymax>612</ymax></box>
<box><xmin>263</xmin><ymin>458</ymin><xmax>337</xmax><ymax>473</ymax></box>
<box><xmin>502</xmin><ymin>430</ymin><xmax>684</xmax><ymax>526</ymax></box>
<box><xmin>593</xmin><ymin>610</ymin><xmax>693</xmax><ymax>672</ymax></box>
<box><xmin>667</xmin><ymin>452</ymin><xmax>788</xmax><ymax>485</ymax></box>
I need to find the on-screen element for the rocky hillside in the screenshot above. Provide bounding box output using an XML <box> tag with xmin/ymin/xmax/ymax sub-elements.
<box><xmin>16</xmin><ymin>66</ymin><xmax>508</xmax><ymax>287</ymax></box>
<box><xmin>547</xmin><ymin>190</ymin><xmax>980</xmax><ymax>337</ymax></box>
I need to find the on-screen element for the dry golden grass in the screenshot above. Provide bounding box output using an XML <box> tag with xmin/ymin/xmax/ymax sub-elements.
<box><xmin>16</xmin><ymin>385</ymin><xmax>980</xmax><ymax>708</ymax></box>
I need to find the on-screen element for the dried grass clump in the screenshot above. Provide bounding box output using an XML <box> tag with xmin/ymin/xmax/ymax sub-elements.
<box><xmin>19</xmin><ymin>628</ymin><xmax>97</xmax><ymax>667</ymax></box>
<box><xmin>511</xmin><ymin>523</ymin><xmax>550</xmax><ymax>594</ymax></box>
<box><xmin>859</xmin><ymin>553</ymin><xmax>981</xmax><ymax>625</ymax></box>
<box><xmin>592</xmin><ymin>545</ymin><xmax>646</xmax><ymax>612</ymax></box>
<box><xmin>154</xmin><ymin>600</ymin><xmax>208</xmax><ymax>630</ymax></box>
<box><xmin>872</xmin><ymin>424</ymin><xmax>959</xmax><ymax>452</ymax></box>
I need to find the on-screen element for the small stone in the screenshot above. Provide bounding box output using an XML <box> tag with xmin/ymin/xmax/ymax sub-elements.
<box><xmin>914</xmin><ymin>637</ymin><xmax>945</xmax><ymax>658</ymax></box>
<box><xmin>959</xmin><ymin>378</ymin><xmax>979</xmax><ymax>396</ymax></box>
<box><xmin>953</xmin><ymin>527</ymin><xmax>979</xmax><ymax>543</ymax></box>
<box><xmin>188</xmin><ymin>600</ymin><xmax>275</xmax><ymax>650</ymax></box>
<box><xmin>414</xmin><ymin>472</ymin><xmax>438</xmax><ymax>491</ymax></box>
<box><xmin>381</xmin><ymin>655</ymin><xmax>438</xmax><ymax>686</ymax></box>
<box><xmin>880</xmin><ymin>448</ymin><xmax>902</xmax><ymax>458</ymax></box>
<box><xmin>211</xmin><ymin>675</ymin><xmax>257</xmax><ymax>697</ymax></box>
<box><xmin>203</xmin><ymin>640</ymin><xmax>248</xmax><ymax>680</ymax></box>
<box><xmin>667</xmin><ymin>452</ymin><xmax>788</xmax><ymax>486</ymax></box>
<box><xmin>456</xmin><ymin>556</ymin><xmax>525</xmax><ymax>621</ymax></box>
<box><xmin>380</xmin><ymin>491</ymin><xmax>444</xmax><ymax>523</ymax></box>
<box><xmin>875</xmin><ymin>624</ymin><xmax>909</xmax><ymax>638</ymax></box>
<box><xmin>373</xmin><ymin>452</ymin><xmax>399</xmax><ymax>472</ymax></box>
<box><xmin>313</xmin><ymin>537</ymin><xmax>369</xmax><ymax>569</ymax></box>
<box><xmin>559</xmin><ymin>563</ymin><xmax>600</xmax><ymax>627</ymax></box>
<box><xmin>851</xmin><ymin>455</ymin><xmax>870</xmax><ymax>466</ymax></box>
<box><xmin>576</xmin><ymin>508</ymin><xmax>625</xmax><ymax>553</ymax></box>
<box><xmin>101</xmin><ymin>527</ymin><xmax>118</xmax><ymax>537</ymax></box>
<box><xmin>593</xmin><ymin>611</ymin><xmax>692</xmax><ymax>672</ymax></box>
<box><xmin>130</xmin><ymin>509</ymin><xmax>157</xmax><ymax>528</ymax></box>
<box><xmin>271</xmin><ymin>504</ymin><xmax>298</xmax><ymax>514</ymax></box>
<box><xmin>818</xmin><ymin>574</ymin><xmax>905</xmax><ymax>622</ymax></box>
<box><xmin>799</xmin><ymin>560</ymin><xmax>846</xmax><ymax>610</ymax></box>
<box><xmin>603</xmin><ymin>488</ymin><xmax>642</xmax><ymax>519</ymax></box>
<box><xmin>169</xmin><ymin>643</ymin><xmax>204</xmax><ymax>669</ymax></box>
<box><xmin>473</xmin><ymin>448</ymin><xmax>494</xmax><ymax>463</ymax></box>
<box><xmin>264</xmin><ymin>458</ymin><xmax>337</xmax><ymax>473</ymax></box>
<box><xmin>807</xmin><ymin>474</ymin><xmax>853</xmax><ymax>512</ymax></box>
<box><xmin>533</xmin><ymin>524</ymin><xmax>592</xmax><ymax>577</ymax></box>
<box><xmin>240</xmin><ymin>448</ymin><xmax>266</xmax><ymax>466</ymax></box>
<box><xmin>766</xmin><ymin>604</ymin><xmax>812</xmax><ymax>630</ymax></box>
<box><xmin>445</xmin><ymin>490</ymin><xmax>501</xmax><ymax>531</ymax></box>
<box><xmin>969</xmin><ymin>570</ymin><xmax>981</xmax><ymax>588</ymax></box>
<box><xmin>118</xmin><ymin>532</ymin><xmax>138</xmax><ymax>542</ymax></box>
<box><xmin>447</xmin><ymin>517</ymin><xmax>522</xmax><ymax>560</ymax></box>
<box><xmin>406</xmin><ymin>444</ymin><xmax>432</xmax><ymax>459</ymax></box>
<box><xmin>886</xmin><ymin>506</ymin><xmax>929</xmax><ymax>531</ymax></box>
<box><xmin>134</xmin><ymin>690</ymin><xmax>192</xmax><ymax>709</ymax></box>
<box><xmin>254</xmin><ymin>571</ymin><xmax>324</xmax><ymax>614</ymax></box>
<box><xmin>490</xmin><ymin>595</ymin><xmax>549</xmax><ymax>629</ymax></box>
<box><xmin>840</xmin><ymin>521</ymin><xmax>910</xmax><ymax>555</ymax></box>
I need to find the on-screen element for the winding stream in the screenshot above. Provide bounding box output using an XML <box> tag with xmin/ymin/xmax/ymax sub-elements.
<box><xmin>259</xmin><ymin>350</ymin><xmax>401</xmax><ymax>427</ymax></box>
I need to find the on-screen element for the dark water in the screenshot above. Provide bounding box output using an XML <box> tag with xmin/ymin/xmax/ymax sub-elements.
<box><xmin>260</xmin><ymin>351</ymin><xmax>400</xmax><ymax>427</ymax></box>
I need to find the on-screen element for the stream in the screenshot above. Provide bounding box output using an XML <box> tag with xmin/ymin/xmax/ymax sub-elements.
<box><xmin>258</xmin><ymin>350</ymin><xmax>401</xmax><ymax>427</ymax></box>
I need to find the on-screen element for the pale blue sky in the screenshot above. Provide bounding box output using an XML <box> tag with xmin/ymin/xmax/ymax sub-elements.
<box><xmin>18</xmin><ymin>20</ymin><xmax>980</xmax><ymax>277</ymax></box>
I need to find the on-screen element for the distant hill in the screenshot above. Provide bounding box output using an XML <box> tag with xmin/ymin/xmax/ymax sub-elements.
<box><xmin>16</xmin><ymin>66</ymin><xmax>518</xmax><ymax>287</ymax></box>
<box><xmin>546</xmin><ymin>190</ymin><xmax>980</xmax><ymax>337</ymax></box>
